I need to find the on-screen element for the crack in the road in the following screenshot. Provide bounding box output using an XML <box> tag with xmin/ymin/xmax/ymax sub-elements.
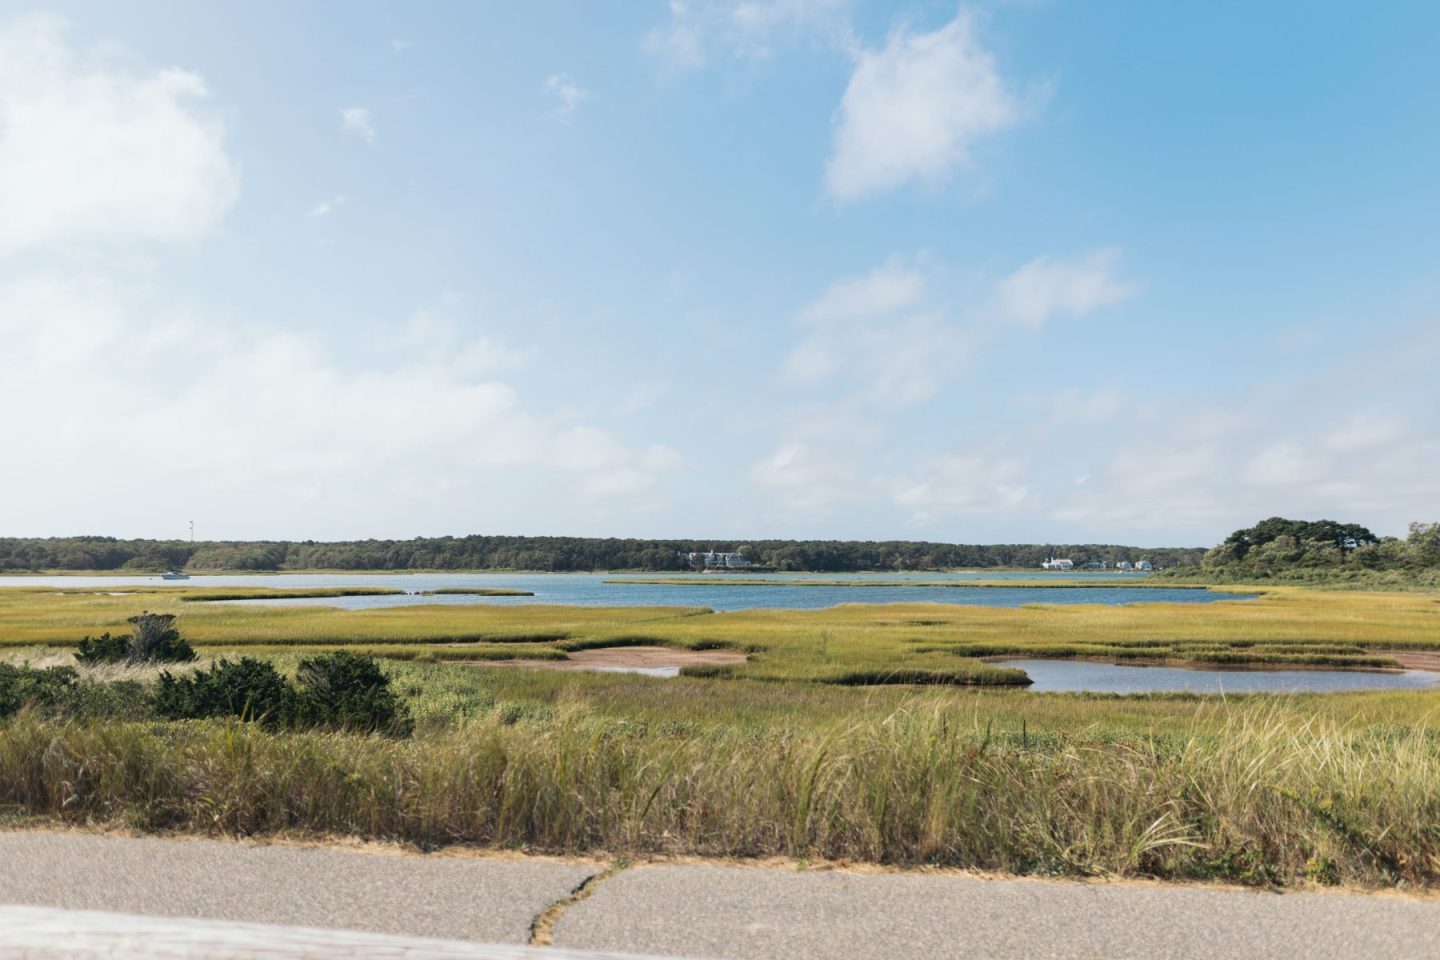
<box><xmin>529</xmin><ymin>860</ymin><xmax>628</xmax><ymax>947</ymax></box>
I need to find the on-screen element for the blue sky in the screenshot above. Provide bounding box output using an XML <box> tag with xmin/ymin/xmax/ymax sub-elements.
<box><xmin>2</xmin><ymin>1</ymin><xmax>1437</xmax><ymax>544</ymax></box>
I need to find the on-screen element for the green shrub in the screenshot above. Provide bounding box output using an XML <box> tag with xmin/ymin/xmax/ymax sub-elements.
<box><xmin>293</xmin><ymin>651</ymin><xmax>411</xmax><ymax>735</ymax></box>
<box><xmin>125</xmin><ymin>613</ymin><xmax>196</xmax><ymax>663</ymax></box>
<box><xmin>154</xmin><ymin>652</ymin><xmax>410</xmax><ymax>735</ymax></box>
<box><xmin>74</xmin><ymin>633</ymin><xmax>131</xmax><ymax>664</ymax></box>
<box><xmin>155</xmin><ymin>658</ymin><xmax>291</xmax><ymax>726</ymax></box>
<box><xmin>74</xmin><ymin>614</ymin><xmax>196</xmax><ymax>666</ymax></box>
<box><xmin>0</xmin><ymin>663</ymin><xmax>78</xmax><ymax>718</ymax></box>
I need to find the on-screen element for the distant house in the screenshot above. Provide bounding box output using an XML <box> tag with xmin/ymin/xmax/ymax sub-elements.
<box><xmin>1041</xmin><ymin>558</ymin><xmax>1075</xmax><ymax>571</ymax></box>
<box><xmin>1115</xmin><ymin>560</ymin><xmax>1134</xmax><ymax>571</ymax></box>
<box><xmin>1084</xmin><ymin>561</ymin><xmax>1108</xmax><ymax>570</ymax></box>
<box><xmin>1135</xmin><ymin>559</ymin><xmax>1154</xmax><ymax>572</ymax></box>
<box><xmin>686</xmin><ymin>551</ymin><xmax>751</xmax><ymax>569</ymax></box>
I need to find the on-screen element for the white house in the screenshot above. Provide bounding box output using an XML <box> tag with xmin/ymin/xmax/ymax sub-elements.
<box><xmin>686</xmin><ymin>551</ymin><xmax>751</xmax><ymax>569</ymax></box>
<box><xmin>1115</xmin><ymin>560</ymin><xmax>1134</xmax><ymax>571</ymax></box>
<box><xmin>1135</xmin><ymin>559</ymin><xmax>1154</xmax><ymax>572</ymax></box>
<box><xmin>1041</xmin><ymin>558</ymin><xmax>1075</xmax><ymax>571</ymax></box>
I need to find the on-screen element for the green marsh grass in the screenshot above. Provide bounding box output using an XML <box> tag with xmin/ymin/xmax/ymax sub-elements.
<box><xmin>5</xmin><ymin>636</ymin><xmax>1440</xmax><ymax>887</ymax></box>
<box><xmin>3</xmin><ymin>584</ymin><xmax>1439</xmax><ymax>684</ymax></box>
<box><xmin>3</xmin><ymin>693</ymin><xmax>1439</xmax><ymax>887</ymax></box>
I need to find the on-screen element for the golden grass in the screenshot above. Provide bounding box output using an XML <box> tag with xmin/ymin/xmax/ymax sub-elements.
<box><xmin>3</xmin><ymin>584</ymin><xmax>1439</xmax><ymax>683</ymax></box>
<box><xmin>5</xmin><ymin>696</ymin><xmax>1440</xmax><ymax>886</ymax></box>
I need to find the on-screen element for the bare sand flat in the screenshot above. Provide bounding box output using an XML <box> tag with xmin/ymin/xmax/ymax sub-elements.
<box><xmin>1371</xmin><ymin>649</ymin><xmax>1440</xmax><ymax>672</ymax></box>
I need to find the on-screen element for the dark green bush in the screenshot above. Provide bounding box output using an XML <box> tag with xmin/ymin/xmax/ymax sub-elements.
<box><xmin>294</xmin><ymin>651</ymin><xmax>411</xmax><ymax>735</ymax></box>
<box><xmin>0</xmin><ymin>663</ymin><xmax>78</xmax><ymax>718</ymax></box>
<box><xmin>153</xmin><ymin>652</ymin><xmax>410</xmax><ymax>735</ymax></box>
<box><xmin>0</xmin><ymin>663</ymin><xmax>151</xmax><ymax>721</ymax></box>
<box><xmin>125</xmin><ymin>613</ymin><xmax>196</xmax><ymax>663</ymax></box>
<box><xmin>74</xmin><ymin>613</ymin><xmax>196</xmax><ymax>666</ymax></box>
<box><xmin>155</xmin><ymin>657</ymin><xmax>292</xmax><ymax>726</ymax></box>
<box><xmin>74</xmin><ymin>633</ymin><xmax>131</xmax><ymax>664</ymax></box>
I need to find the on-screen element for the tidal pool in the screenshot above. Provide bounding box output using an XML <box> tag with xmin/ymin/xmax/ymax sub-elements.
<box><xmin>996</xmin><ymin>659</ymin><xmax>1440</xmax><ymax>694</ymax></box>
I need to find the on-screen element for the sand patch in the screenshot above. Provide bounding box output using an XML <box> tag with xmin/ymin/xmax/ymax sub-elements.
<box><xmin>1370</xmin><ymin>649</ymin><xmax>1440</xmax><ymax>672</ymax></box>
<box><xmin>472</xmin><ymin>645</ymin><xmax>746</xmax><ymax>678</ymax></box>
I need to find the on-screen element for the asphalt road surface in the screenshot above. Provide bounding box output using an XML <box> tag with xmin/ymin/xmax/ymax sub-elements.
<box><xmin>4</xmin><ymin>832</ymin><xmax>1440</xmax><ymax>959</ymax></box>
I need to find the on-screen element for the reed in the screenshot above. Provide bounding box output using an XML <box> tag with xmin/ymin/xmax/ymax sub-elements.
<box><xmin>2</xmin><ymin>698</ymin><xmax>1437</xmax><ymax>887</ymax></box>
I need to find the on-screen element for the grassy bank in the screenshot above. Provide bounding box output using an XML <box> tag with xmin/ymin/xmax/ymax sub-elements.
<box><xmin>3</xmin><ymin>690</ymin><xmax>1439</xmax><ymax>887</ymax></box>
<box><xmin>4</xmin><ymin>584</ymin><xmax>1440</xmax><ymax>682</ymax></box>
<box><xmin>4</xmin><ymin>629</ymin><xmax>1440</xmax><ymax>888</ymax></box>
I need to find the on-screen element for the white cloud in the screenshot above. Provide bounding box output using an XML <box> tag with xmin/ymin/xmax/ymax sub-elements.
<box><xmin>781</xmin><ymin>249</ymin><xmax>1129</xmax><ymax>409</ymax></box>
<box><xmin>995</xmin><ymin>248</ymin><xmax>1134</xmax><ymax>329</ymax></box>
<box><xmin>647</xmin><ymin>0</ymin><xmax>851</xmax><ymax>71</ymax></box>
<box><xmin>544</xmin><ymin>73</ymin><xmax>592</xmax><ymax>122</ymax></box>
<box><xmin>305</xmin><ymin>195</ymin><xmax>346</xmax><ymax>218</ymax></box>
<box><xmin>825</xmin><ymin>9</ymin><xmax>1020</xmax><ymax>202</ymax></box>
<box><xmin>1044</xmin><ymin>370</ymin><xmax>1440</xmax><ymax>540</ymax></box>
<box><xmin>0</xmin><ymin>15</ymin><xmax>237</xmax><ymax>253</ymax></box>
<box><xmin>391</xmin><ymin>38</ymin><xmax>412</xmax><ymax>52</ymax></box>
<box><xmin>340</xmin><ymin>107</ymin><xmax>375</xmax><ymax>143</ymax></box>
<box><xmin>783</xmin><ymin>257</ymin><xmax>971</xmax><ymax>406</ymax></box>
<box><xmin>0</xmin><ymin>275</ymin><xmax>684</xmax><ymax>533</ymax></box>
<box><xmin>894</xmin><ymin>454</ymin><xmax>1028</xmax><ymax>520</ymax></box>
<box><xmin>749</xmin><ymin>443</ymin><xmax>864</xmax><ymax>510</ymax></box>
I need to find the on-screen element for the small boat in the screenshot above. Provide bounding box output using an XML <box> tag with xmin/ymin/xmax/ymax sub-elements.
<box><xmin>161</xmin><ymin>571</ymin><xmax>190</xmax><ymax>580</ymax></box>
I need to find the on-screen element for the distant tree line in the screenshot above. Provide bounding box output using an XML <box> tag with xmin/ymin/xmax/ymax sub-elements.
<box><xmin>0</xmin><ymin>535</ymin><xmax>1207</xmax><ymax>574</ymax></box>
<box><xmin>1175</xmin><ymin>517</ymin><xmax>1440</xmax><ymax>585</ymax></box>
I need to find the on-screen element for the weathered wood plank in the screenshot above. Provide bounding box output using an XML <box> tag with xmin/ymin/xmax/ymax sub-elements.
<box><xmin>0</xmin><ymin>906</ymin><xmax>664</xmax><ymax>960</ymax></box>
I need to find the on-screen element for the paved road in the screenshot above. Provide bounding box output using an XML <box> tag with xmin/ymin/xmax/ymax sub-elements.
<box><xmin>557</xmin><ymin>863</ymin><xmax>1440</xmax><ymax>959</ymax></box>
<box><xmin>5</xmin><ymin>832</ymin><xmax>1440</xmax><ymax>959</ymax></box>
<box><xmin>0</xmin><ymin>832</ymin><xmax>593</xmax><ymax>944</ymax></box>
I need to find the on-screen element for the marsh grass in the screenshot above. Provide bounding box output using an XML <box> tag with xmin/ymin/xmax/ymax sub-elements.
<box><xmin>3</xmin><ymin>698</ymin><xmax>1438</xmax><ymax>887</ymax></box>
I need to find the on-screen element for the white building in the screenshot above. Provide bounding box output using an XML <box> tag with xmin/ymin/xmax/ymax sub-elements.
<box><xmin>686</xmin><ymin>551</ymin><xmax>751</xmax><ymax>569</ymax></box>
<box><xmin>1115</xmin><ymin>560</ymin><xmax>1134</xmax><ymax>571</ymax></box>
<box><xmin>1041</xmin><ymin>558</ymin><xmax>1075</xmax><ymax>571</ymax></box>
<box><xmin>1135</xmin><ymin>559</ymin><xmax>1154</xmax><ymax>572</ymax></box>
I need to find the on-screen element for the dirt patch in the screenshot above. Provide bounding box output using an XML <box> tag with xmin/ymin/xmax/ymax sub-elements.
<box><xmin>1370</xmin><ymin>649</ymin><xmax>1440</xmax><ymax>672</ymax></box>
<box><xmin>470</xmin><ymin>645</ymin><xmax>747</xmax><ymax>676</ymax></box>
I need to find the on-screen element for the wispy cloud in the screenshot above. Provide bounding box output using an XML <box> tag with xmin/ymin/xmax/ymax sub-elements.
<box><xmin>305</xmin><ymin>195</ymin><xmax>345</xmax><ymax>218</ymax></box>
<box><xmin>994</xmin><ymin>248</ymin><xmax>1134</xmax><ymax>330</ymax></box>
<box><xmin>543</xmin><ymin>73</ymin><xmax>592</xmax><ymax>122</ymax></box>
<box><xmin>781</xmin><ymin>248</ymin><xmax>1132</xmax><ymax>407</ymax></box>
<box><xmin>340</xmin><ymin>106</ymin><xmax>375</xmax><ymax>143</ymax></box>
<box><xmin>646</xmin><ymin>0</ymin><xmax>852</xmax><ymax>72</ymax></box>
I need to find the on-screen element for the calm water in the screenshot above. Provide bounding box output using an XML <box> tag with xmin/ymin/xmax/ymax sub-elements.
<box><xmin>997</xmin><ymin>659</ymin><xmax>1440</xmax><ymax>694</ymax></box>
<box><xmin>0</xmin><ymin>571</ymin><xmax>1253</xmax><ymax>613</ymax></box>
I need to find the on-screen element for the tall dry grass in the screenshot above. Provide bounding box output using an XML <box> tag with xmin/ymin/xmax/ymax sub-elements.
<box><xmin>3</xmin><ymin>702</ymin><xmax>1436</xmax><ymax>887</ymax></box>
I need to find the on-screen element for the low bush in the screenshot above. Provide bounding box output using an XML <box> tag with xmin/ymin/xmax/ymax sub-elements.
<box><xmin>74</xmin><ymin>613</ymin><xmax>196</xmax><ymax>665</ymax></box>
<box><xmin>126</xmin><ymin>613</ymin><xmax>197</xmax><ymax>663</ymax></box>
<box><xmin>155</xmin><ymin>657</ymin><xmax>292</xmax><ymax>727</ymax></box>
<box><xmin>74</xmin><ymin>633</ymin><xmax>131</xmax><ymax>664</ymax></box>
<box><xmin>0</xmin><ymin>663</ymin><xmax>148</xmax><ymax>720</ymax></box>
<box><xmin>155</xmin><ymin>651</ymin><xmax>410</xmax><ymax>735</ymax></box>
<box><xmin>0</xmin><ymin>663</ymin><xmax>78</xmax><ymax>717</ymax></box>
<box><xmin>294</xmin><ymin>651</ymin><xmax>411</xmax><ymax>735</ymax></box>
